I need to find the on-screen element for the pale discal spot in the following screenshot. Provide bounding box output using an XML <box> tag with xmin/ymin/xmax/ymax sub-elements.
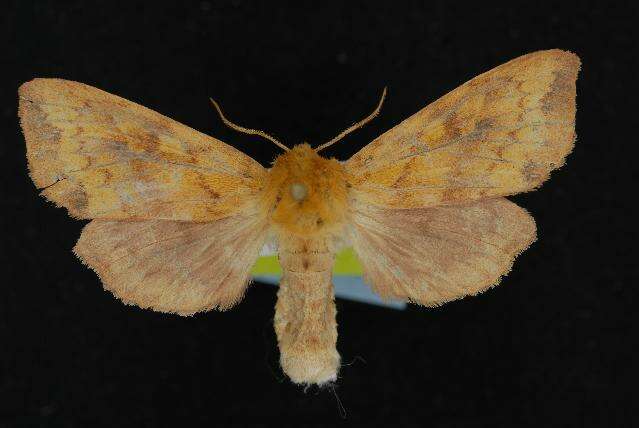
<box><xmin>290</xmin><ymin>182</ymin><xmax>308</xmax><ymax>202</ymax></box>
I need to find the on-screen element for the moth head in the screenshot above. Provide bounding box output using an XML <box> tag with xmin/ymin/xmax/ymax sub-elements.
<box><xmin>265</xmin><ymin>144</ymin><xmax>349</xmax><ymax>236</ymax></box>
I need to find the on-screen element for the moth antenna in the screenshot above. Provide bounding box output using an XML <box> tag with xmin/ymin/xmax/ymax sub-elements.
<box><xmin>329</xmin><ymin>383</ymin><xmax>347</xmax><ymax>419</ymax></box>
<box><xmin>314</xmin><ymin>87</ymin><xmax>387</xmax><ymax>152</ymax></box>
<box><xmin>209</xmin><ymin>98</ymin><xmax>289</xmax><ymax>152</ymax></box>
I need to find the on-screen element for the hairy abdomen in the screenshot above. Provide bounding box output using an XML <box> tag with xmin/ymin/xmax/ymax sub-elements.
<box><xmin>274</xmin><ymin>236</ymin><xmax>340</xmax><ymax>385</ymax></box>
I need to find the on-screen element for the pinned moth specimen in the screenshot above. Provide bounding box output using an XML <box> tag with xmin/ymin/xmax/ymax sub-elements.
<box><xmin>18</xmin><ymin>49</ymin><xmax>580</xmax><ymax>386</ymax></box>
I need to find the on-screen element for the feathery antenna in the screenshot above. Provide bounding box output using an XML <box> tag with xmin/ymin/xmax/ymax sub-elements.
<box><xmin>314</xmin><ymin>87</ymin><xmax>387</xmax><ymax>152</ymax></box>
<box><xmin>210</xmin><ymin>98</ymin><xmax>289</xmax><ymax>152</ymax></box>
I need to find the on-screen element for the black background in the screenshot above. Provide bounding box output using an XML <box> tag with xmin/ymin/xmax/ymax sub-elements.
<box><xmin>1</xmin><ymin>1</ymin><xmax>637</xmax><ymax>427</ymax></box>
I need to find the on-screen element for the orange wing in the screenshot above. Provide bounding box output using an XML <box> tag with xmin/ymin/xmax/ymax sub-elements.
<box><xmin>349</xmin><ymin>198</ymin><xmax>536</xmax><ymax>306</ymax></box>
<box><xmin>74</xmin><ymin>214</ymin><xmax>269</xmax><ymax>315</ymax></box>
<box><xmin>345</xmin><ymin>50</ymin><xmax>580</xmax><ymax>306</ymax></box>
<box><xmin>19</xmin><ymin>78</ymin><xmax>265</xmax><ymax>221</ymax></box>
<box><xmin>345</xmin><ymin>50</ymin><xmax>580</xmax><ymax>209</ymax></box>
<box><xmin>19</xmin><ymin>79</ymin><xmax>271</xmax><ymax>314</ymax></box>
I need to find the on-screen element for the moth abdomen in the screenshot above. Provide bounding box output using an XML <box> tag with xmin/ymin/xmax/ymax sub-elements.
<box><xmin>274</xmin><ymin>237</ymin><xmax>340</xmax><ymax>385</ymax></box>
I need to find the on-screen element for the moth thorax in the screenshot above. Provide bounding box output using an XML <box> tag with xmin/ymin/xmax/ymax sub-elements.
<box><xmin>290</xmin><ymin>183</ymin><xmax>308</xmax><ymax>202</ymax></box>
<box><xmin>265</xmin><ymin>143</ymin><xmax>350</xmax><ymax>236</ymax></box>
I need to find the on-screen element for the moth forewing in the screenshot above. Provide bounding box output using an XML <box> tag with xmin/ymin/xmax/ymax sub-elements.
<box><xmin>345</xmin><ymin>49</ymin><xmax>580</xmax><ymax>210</ymax></box>
<box><xmin>18</xmin><ymin>78</ymin><xmax>265</xmax><ymax>222</ymax></box>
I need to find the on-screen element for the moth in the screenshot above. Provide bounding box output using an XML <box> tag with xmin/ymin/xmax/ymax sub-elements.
<box><xmin>18</xmin><ymin>49</ymin><xmax>580</xmax><ymax>386</ymax></box>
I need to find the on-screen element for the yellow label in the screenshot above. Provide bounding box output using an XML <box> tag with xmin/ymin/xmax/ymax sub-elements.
<box><xmin>251</xmin><ymin>246</ymin><xmax>363</xmax><ymax>275</ymax></box>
